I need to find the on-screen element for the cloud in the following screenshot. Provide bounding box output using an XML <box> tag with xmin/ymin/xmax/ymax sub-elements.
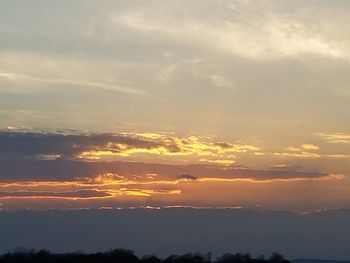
<box><xmin>0</xmin><ymin>70</ymin><xmax>144</xmax><ymax>95</ymax></box>
<box><xmin>0</xmin><ymin>130</ymin><xmax>340</xmax><ymax>183</ymax></box>
<box><xmin>156</xmin><ymin>65</ymin><xmax>176</xmax><ymax>83</ymax></box>
<box><xmin>0</xmin><ymin>130</ymin><xmax>257</xmax><ymax>165</ymax></box>
<box><xmin>318</xmin><ymin>132</ymin><xmax>350</xmax><ymax>144</ymax></box>
<box><xmin>302</xmin><ymin>144</ymin><xmax>320</xmax><ymax>150</ymax></box>
<box><xmin>273</xmin><ymin>151</ymin><xmax>321</xmax><ymax>159</ymax></box>
<box><xmin>210</xmin><ymin>73</ymin><xmax>235</xmax><ymax>89</ymax></box>
<box><xmin>0</xmin><ymin>130</ymin><xmax>163</xmax><ymax>160</ymax></box>
<box><xmin>178</xmin><ymin>174</ymin><xmax>198</xmax><ymax>181</ymax></box>
<box><xmin>116</xmin><ymin>1</ymin><xmax>349</xmax><ymax>60</ymax></box>
<box><xmin>0</xmin><ymin>1</ymin><xmax>349</xmax><ymax>212</ymax></box>
<box><xmin>1</xmin><ymin>1</ymin><xmax>350</xmax><ymax>139</ymax></box>
<box><xmin>0</xmin><ymin>158</ymin><xmax>334</xmax><ymax>184</ymax></box>
<box><xmin>272</xmin><ymin>144</ymin><xmax>348</xmax><ymax>159</ymax></box>
<box><xmin>0</xmin><ymin>127</ymin><xmax>346</xmax><ymax>201</ymax></box>
<box><xmin>0</xmin><ymin>129</ymin><xmax>345</xmax><ymax>210</ymax></box>
<box><xmin>116</xmin><ymin>188</ymin><xmax>181</xmax><ymax>197</ymax></box>
<box><xmin>0</xmin><ymin>189</ymin><xmax>111</xmax><ymax>199</ymax></box>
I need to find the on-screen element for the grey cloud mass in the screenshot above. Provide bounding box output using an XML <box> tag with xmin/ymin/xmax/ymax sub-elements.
<box><xmin>0</xmin><ymin>131</ymin><xmax>162</xmax><ymax>159</ymax></box>
<box><xmin>0</xmin><ymin>131</ymin><xmax>330</xmax><ymax>182</ymax></box>
<box><xmin>0</xmin><ymin>159</ymin><xmax>329</xmax><ymax>182</ymax></box>
<box><xmin>0</xmin><ymin>190</ymin><xmax>111</xmax><ymax>198</ymax></box>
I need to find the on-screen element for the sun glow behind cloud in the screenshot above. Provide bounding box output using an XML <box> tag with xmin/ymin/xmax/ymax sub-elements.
<box><xmin>75</xmin><ymin>132</ymin><xmax>260</xmax><ymax>165</ymax></box>
<box><xmin>0</xmin><ymin>129</ymin><xmax>348</xmax><ymax>211</ymax></box>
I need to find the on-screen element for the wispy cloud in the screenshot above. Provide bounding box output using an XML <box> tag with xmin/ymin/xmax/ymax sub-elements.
<box><xmin>116</xmin><ymin>1</ymin><xmax>349</xmax><ymax>60</ymax></box>
<box><xmin>0</xmin><ymin>71</ymin><xmax>144</xmax><ymax>95</ymax></box>
<box><xmin>318</xmin><ymin>132</ymin><xmax>350</xmax><ymax>144</ymax></box>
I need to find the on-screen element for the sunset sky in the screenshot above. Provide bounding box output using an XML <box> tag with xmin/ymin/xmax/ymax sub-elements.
<box><xmin>0</xmin><ymin>0</ymin><xmax>350</xmax><ymax>213</ymax></box>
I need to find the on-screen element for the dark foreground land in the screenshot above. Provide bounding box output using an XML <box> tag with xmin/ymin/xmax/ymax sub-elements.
<box><xmin>1</xmin><ymin>209</ymin><xmax>350</xmax><ymax>259</ymax></box>
<box><xmin>0</xmin><ymin>249</ymin><xmax>289</xmax><ymax>263</ymax></box>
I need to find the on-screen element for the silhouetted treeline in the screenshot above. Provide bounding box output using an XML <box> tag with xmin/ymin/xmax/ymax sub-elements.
<box><xmin>0</xmin><ymin>248</ymin><xmax>290</xmax><ymax>263</ymax></box>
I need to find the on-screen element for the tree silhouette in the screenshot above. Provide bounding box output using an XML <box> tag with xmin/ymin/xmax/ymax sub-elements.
<box><xmin>0</xmin><ymin>249</ymin><xmax>290</xmax><ymax>263</ymax></box>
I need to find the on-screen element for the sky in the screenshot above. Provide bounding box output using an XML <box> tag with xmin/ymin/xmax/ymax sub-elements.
<box><xmin>0</xmin><ymin>0</ymin><xmax>350</xmax><ymax>214</ymax></box>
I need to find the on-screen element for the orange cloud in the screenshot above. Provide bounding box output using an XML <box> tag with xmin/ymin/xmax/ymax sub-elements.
<box><xmin>75</xmin><ymin>133</ymin><xmax>257</xmax><ymax>166</ymax></box>
<box><xmin>302</xmin><ymin>144</ymin><xmax>320</xmax><ymax>150</ymax></box>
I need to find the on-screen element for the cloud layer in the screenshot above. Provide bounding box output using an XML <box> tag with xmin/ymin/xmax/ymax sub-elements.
<box><xmin>1</xmin><ymin>0</ymin><xmax>350</xmax><ymax>137</ymax></box>
<box><xmin>0</xmin><ymin>130</ymin><xmax>347</xmax><ymax>211</ymax></box>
